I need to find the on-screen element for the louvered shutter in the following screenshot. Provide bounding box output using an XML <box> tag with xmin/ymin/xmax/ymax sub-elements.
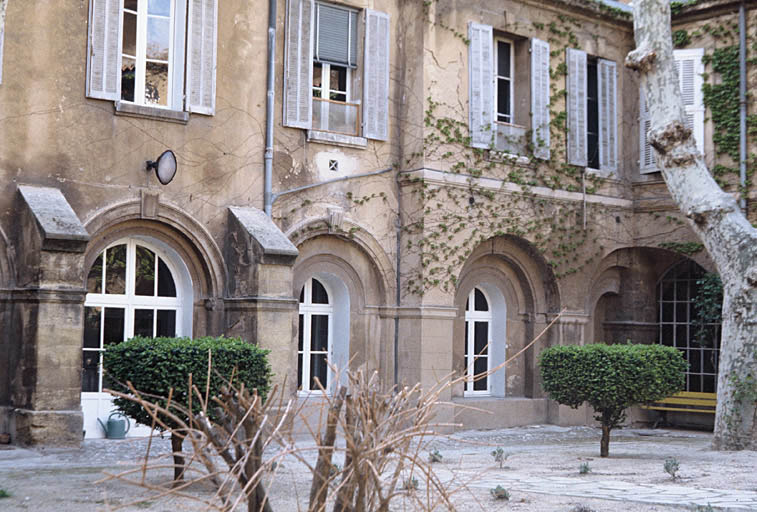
<box><xmin>530</xmin><ymin>38</ymin><xmax>550</xmax><ymax>160</ymax></box>
<box><xmin>0</xmin><ymin>0</ymin><xmax>6</xmax><ymax>84</ymax></box>
<box><xmin>639</xmin><ymin>88</ymin><xmax>657</xmax><ymax>173</ymax></box>
<box><xmin>186</xmin><ymin>0</ymin><xmax>217</xmax><ymax>115</ymax></box>
<box><xmin>566</xmin><ymin>48</ymin><xmax>587</xmax><ymax>167</ymax></box>
<box><xmin>86</xmin><ymin>0</ymin><xmax>122</xmax><ymax>101</ymax></box>
<box><xmin>284</xmin><ymin>0</ymin><xmax>314</xmax><ymax>129</ymax></box>
<box><xmin>363</xmin><ymin>9</ymin><xmax>390</xmax><ymax>141</ymax></box>
<box><xmin>674</xmin><ymin>49</ymin><xmax>704</xmax><ymax>154</ymax></box>
<box><xmin>598</xmin><ymin>59</ymin><xmax>617</xmax><ymax>174</ymax></box>
<box><xmin>468</xmin><ymin>22</ymin><xmax>494</xmax><ymax>149</ymax></box>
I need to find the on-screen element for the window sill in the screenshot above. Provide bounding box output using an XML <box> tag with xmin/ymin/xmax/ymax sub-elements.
<box><xmin>307</xmin><ymin>130</ymin><xmax>367</xmax><ymax>149</ymax></box>
<box><xmin>114</xmin><ymin>101</ymin><xmax>190</xmax><ymax>125</ymax></box>
<box><xmin>585</xmin><ymin>167</ymin><xmax>618</xmax><ymax>180</ymax></box>
<box><xmin>488</xmin><ymin>151</ymin><xmax>530</xmax><ymax>166</ymax></box>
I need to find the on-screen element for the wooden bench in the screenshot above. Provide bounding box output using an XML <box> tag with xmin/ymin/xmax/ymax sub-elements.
<box><xmin>642</xmin><ymin>391</ymin><xmax>717</xmax><ymax>414</ymax></box>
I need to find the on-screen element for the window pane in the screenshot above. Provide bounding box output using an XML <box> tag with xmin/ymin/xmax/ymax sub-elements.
<box><xmin>104</xmin><ymin>308</ymin><xmax>125</xmax><ymax>345</ymax></box>
<box><xmin>145</xmin><ymin>62</ymin><xmax>168</xmax><ymax>106</ymax></box>
<box><xmin>299</xmin><ymin>286</ymin><xmax>305</xmax><ymax>303</ymax></box>
<box><xmin>474</xmin><ymin>321</ymin><xmax>488</xmax><ymax>355</ymax></box>
<box><xmin>147</xmin><ymin>17</ymin><xmax>170</xmax><ymax>61</ymax></box>
<box><xmin>134</xmin><ymin>309</ymin><xmax>154</xmax><ymax>338</ymax></box>
<box><xmin>330</xmin><ymin>66</ymin><xmax>347</xmax><ymax>93</ymax></box>
<box><xmin>310</xmin><ymin>353</ymin><xmax>328</xmax><ymax>390</ymax></box>
<box><xmin>675</xmin><ymin>302</ymin><xmax>688</xmax><ymax>324</ymax></box>
<box><xmin>135</xmin><ymin>245</ymin><xmax>156</xmax><ymax>296</ymax></box>
<box><xmin>311</xmin><ymin>314</ymin><xmax>329</xmax><ymax>352</ymax></box>
<box><xmin>311</xmin><ymin>279</ymin><xmax>329</xmax><ymax>304</ymax></box>
<box><xmin>121</xmin><ymin>57</ymin><xmax>136</xmax><ymax>102</ymax></box>
<box><xmin>156</xmin><ymin>309</ymin><xmax>176</xmax><ymax>337</ymax></box>
<box><xmin>474</xmin><ymin>288</ymin><xmax>488</xmax><ymax>311</ymax></box>
<box><xmin>82</xmin><ymin>352</ymin><xmax>100</xmax><ymax>392</ymax></box>
<box><xmin>464</xmin><ymin>321</ymin><xmax>469</xmax><ymax>358</ymax></box>
<box><xmin>660</xmin><ymin>324</ymin><xmax>674</xmax><ymax>346</ymax></box>
<box><xmin>661</xmin><ymin>302</ymin><xmax>673</xmax><ymax>323</ymax></box>
<box><xmin>473</xmin><ymin>356</ymin><xmax>488</xmax><ymax>390</ymax></box>
<box><xmin>122</xmin><ymin>11</ymin><xmax>137</xmax><ymax>56</ymax></box>
<box><xmin>105</xmin><ymin>244</ymin><xmax>127</xmax><ymax>294</ymax></box>
<box><xmin>313</xmin><ymin>63</ymin><xmax>323</xmax><ymax>89</ymax></box>
<box><xmin>125</xmin><ymin>0</ymin><xmax>138</xmax><ymax>11</ymax></box>
<box><xmin>298</xmin><ymin>314</ymin><xmax>304</xmax><ymax>351</ymax></box>
<box><xmin>497</xmin><ymin>79</ymin><xmax>510</xmax><ymax>121</ymax></box>
<box><xmin>87</xmin><ymin>253</ymin><xmax>103</xmax><ymax>294</ymax></box>
<box><xmin>703</xmin><ymin>375</ymin><xmax>716</xmax><ymax>393</ymax></box>
<box><xmin>157</xmin><ymin>258</ymin><xmax>177</xmax><ymax>297</ymax></box>
<box><xmin>497</xmin><ymin>41</ymin><xmax>510</xmax><ymax>78</ymax></box>
<box><xmin>675</xmin><ymin>280</ymin><xmax>689</xmax><ymax>301</ymax></box>
<box><xmin>83</xmin><ymin>307</ymin><xmax>102</xmax><ymax>349</ymax></box>
<box><xmin>297</xmin><ymin>353</ymin><xmax>303</xmax><ymax>389</ymax></box>
<box><xmin>148</xmin><ymin>0</ymin><xmax>171</xmax><ymax>16</ymax></box>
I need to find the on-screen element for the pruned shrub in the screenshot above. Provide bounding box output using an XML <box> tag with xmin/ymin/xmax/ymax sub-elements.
<box><xmin>539</xmin><ymin>343</ymin><xmax>685</xmax><ymax>457</ymax></box>
<box><xmin>104</xmin><ymin>335</ymin><xmax>271</xmax><ymax>479</ymax></box>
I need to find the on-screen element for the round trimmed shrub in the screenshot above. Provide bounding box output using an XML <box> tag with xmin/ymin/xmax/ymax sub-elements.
<box><xmin>104</xmin><ymin>336</ymin><xmax>272</xmax><ymax>430</ymax></box>
<box><xmin>539</xmin><ymin>343</ymin><xmax>686</xmax><ymax>457</ymax></box>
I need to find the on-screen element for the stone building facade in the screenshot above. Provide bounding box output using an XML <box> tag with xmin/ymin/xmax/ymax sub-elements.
<box><xmin>0</xmin><ymin>0</ymin><xmax>751</xmax><ymax>445</ymax></box>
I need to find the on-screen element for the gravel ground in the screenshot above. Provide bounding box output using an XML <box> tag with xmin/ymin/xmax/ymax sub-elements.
<box><xmin>0</xmin><ymin>425</ymin><xmax>754</xmax><ymax>511</ymax></box>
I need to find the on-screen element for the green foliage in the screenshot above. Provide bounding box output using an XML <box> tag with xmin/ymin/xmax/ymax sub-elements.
<box><xmin>670</xmin><ymin>0</ymin><xmax>697</xmax><ymax>16</ymax></box>
<box><xmin>490</xmin><ymin>485</ymin><xmax>510</xmax><ymax>500</ymax></box>
<box><xmin>658</xmin><ymin>241</ymin><xmax>704</xmax><ymax>256</ymax></box>
<box><xmin>104</xmin><ymin>336</ymin><xmax>272</xmax><ymax>430</ymax></box>
<box><xmin>692</xmin><ymin>272</ymin><xmax>723</xmax><ymax>346</ymax></box>
<box><xmin>579</xmin><ymin>461</ymin><xmax>591</xmax><ymax>474</ymax></box>
<box><xmin>664</xmin><ymin>457</ymin><xmax>680</xmax><ymax>479</ymax></box>
<box><xmin>490</xmin><ymin>447</ymin><xmax>508</xmax><ymax>468</ymax></box>
<box><xmin>539</xmin><ymin>344</ymin><xmax>686</xmax><ymax>431</ymax></box>
<box><xmin>428</xmin><ymin>449</ymin><xmax>443</xmax><ymax>463</ymax></box>
<box><xmin>672</xmin><ymin>29</ymin><xmax>691</xmax><ymax>48</ymax></box>
<box><xmin>0</xmin><ymin>489</ymin><xmax>10</xmax><ymax>498</ymax></box>
<box><xmin>402</xmin><ymin>476</ymin><xmax>419</xmax><ymax>491</ymax></box>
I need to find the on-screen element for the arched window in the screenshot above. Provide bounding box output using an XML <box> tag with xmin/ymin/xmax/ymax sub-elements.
<box><xmin>658</xmin><ymin>260</ymin><xmax>721</xmax><ymax>393</ymax></box>
<box><xmin>82</xmin><ymin>239</ymin><xmax>189</xmax><ymax>394</ymax></box>
<box><xmin>464</xmin><ymin>287</ymin><xmax>492</xmax><ymax>395</ymax></box>
<box><xmin>298</xmin><ymin>277</ymin><xmax>332</xmax><ymax>392</ymax></box>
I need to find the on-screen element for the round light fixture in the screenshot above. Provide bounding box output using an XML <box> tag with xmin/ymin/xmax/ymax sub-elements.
<box><xmin>146</xmin><ymin>150</ymin><xmax>177</xmax><ymax>185</ymax></box>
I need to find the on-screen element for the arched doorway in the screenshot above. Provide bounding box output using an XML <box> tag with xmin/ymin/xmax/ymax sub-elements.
<box><xmin>81</xmin><ymin>237</ymin><xmax>193</xmax><ymax>438</ymax></box>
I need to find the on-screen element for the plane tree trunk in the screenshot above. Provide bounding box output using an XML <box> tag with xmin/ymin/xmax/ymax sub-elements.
<box><xmin>627</xmin><ymin>0</ymin><xmax>757</xmax><ymax>450</ymax></box>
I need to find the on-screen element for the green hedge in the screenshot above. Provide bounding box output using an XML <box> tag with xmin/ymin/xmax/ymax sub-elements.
<box><xmin>539</xmin><ymin>343</ymin><xmax>686</xmax><ymax>456</ymax></box>
<box><xmin>103</xmin><ymin>336</ymin><xmax>271</xmax><ymax>430</ymax></box>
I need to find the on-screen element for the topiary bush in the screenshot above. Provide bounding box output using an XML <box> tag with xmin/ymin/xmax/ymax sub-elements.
<box><xmin>539</xmin><ymin>343</ymin><xmax>686</xmax><ymax>457</ymax></box>
<box><xmin>104</xmin><ymin>336</ymin><xmax>271</xmax><ymax>479</ymax></box>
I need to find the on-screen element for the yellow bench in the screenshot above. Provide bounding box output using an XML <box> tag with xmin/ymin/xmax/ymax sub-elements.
<box><xmin>642</xmin><ymin>391</ymin><xmax>717</xmax><ymax>414</ymax></box>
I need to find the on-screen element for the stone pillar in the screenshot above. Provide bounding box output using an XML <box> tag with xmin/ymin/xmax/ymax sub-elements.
<box><xmin>225</xmin><ymin>207</ymin><xmax>298</xmax><ymax>393</ymax></box>
<box><xmin>10</xmin><ymin>186</ymin><xmax>89</xmax><ymax>446</ymax></box>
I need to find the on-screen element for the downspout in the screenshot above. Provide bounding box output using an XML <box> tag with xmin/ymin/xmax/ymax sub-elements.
<box><xmin>264</xmin><ymin>0</ymin><xmax>277</xmax><ymax>216</ymax></box>
<box><xmin>739</xmin><ymin>0</ymin><xmax>747</xmax><ymax>212</ymax></box>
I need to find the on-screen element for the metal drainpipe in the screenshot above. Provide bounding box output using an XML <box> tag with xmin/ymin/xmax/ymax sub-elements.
<box><xmin>739</xmin><ymin>0</ymin><xmax>748</xmax><ymax>212</ymax></box>
<box><xmin>264</xmin><ymin>0</ymin><xmax>277</xmax><ymax>217</ymax></box>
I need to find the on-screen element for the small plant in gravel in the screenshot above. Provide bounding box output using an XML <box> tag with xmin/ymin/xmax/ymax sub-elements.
<box><xmin>570</xmin><ymin>506</ymin><xmax>596</xmax><ymax>512</ymax></box>
<box><xmin>428</xmin><ymin>448</ymin><xmax>443</xmax><ymax>463</ymax></box>
<box><xmin>664</xmin><ymin>457</ymin><xmax>680</xmax><ymax>479</ymax></box>
<box><xmin>578</xmin><ymin>461</ymin><xmax>591</xmax><ymax>474</ymax></box>
<box><xmin>693</xmin><ymin>505</ymin><xmax>715</xmax><ymax>512</ymax></box>
<box><xmin>0</xmin><ymin>489</ymin><xmax>10</xmax><ymax>498</ymax></box>
<box><xmin>402</xmin><ymin>477</ymin><xmax>419</xmax><ymax>491</ymax></box>
<box><xmin>490</xmin><ymin>485</ymin><xmax>510</xmax><ymax>500</ymax></box>
<box><xmin>491</xmin><ymin>447</ymin><xmax>508</xmax><ymax>468</ymax></box>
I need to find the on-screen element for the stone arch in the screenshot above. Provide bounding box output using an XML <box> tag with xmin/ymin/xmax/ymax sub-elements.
<box><xmin>454</xmin><ymin>235</ymin><xmax>561</xmax><ymax>398</ymax></box>
<box><xmin>287</xmin><ymin>217</ymin><xmax>396</xmax><ymax>305</ymax></box>
<box><xmin>82</xmin><ymin>198</ymin><xmax>227</xmax><ymax>337</ymax></box>
<box><xmin>292</xmin><ymin>229</ymin><xmax>394</xmax><ymax>388</ymax></box>
<box><xmin>587</xmin><ymin>246</ymin><xmax>712</xmax><ymax>344</ymax></box>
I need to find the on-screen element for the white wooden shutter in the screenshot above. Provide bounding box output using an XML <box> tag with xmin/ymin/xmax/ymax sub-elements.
<box><xmin>674</xmin><ymin>48</ymin><xmax>704</xmax><ymax>154</ymax></box>
<box><xmin>186</xmin><ymin>0</ymin><xmax>217</xmax><ymax>115</ymax></box>
<box><xmin>284</xmin><ymin>0</ymin><xmax>314</xmax><ymax>129</ymax></box>
<box><xmin>363</xmin><ymin>9</ymin><xmax>390</xmax><ymax>141</ymax></box>
<box><xmin>530</xmin><ymin>38</ymin><xmax>550</xmax><ymax>160</ymax></box>
<box><xmin>468</xmin><ymin>22</ymin><xmax>494</xmax><ymax>149</ymax></box>
<box><xmin>598</xmin><ymin>59</ymin><xmax>617</xmax><ymax>174</ymax></box>
<box><xmin>566</xmin><ymin>48</ymin><xmax>587</xmax><ymax>167</ymax></box>
<box><xmin>0</xmin><ymin>0</ymin><xmax>7</xmax><ymax>84</ymax></box>
<box><xmin>639</xmin><ymin>88</ymin><xmax>657</xmax><ymax>174</ymax></box>
<box><xmin>86</xmin><ymin>0</ymin><xmax>123</xmax><ymax>101</ymax></box>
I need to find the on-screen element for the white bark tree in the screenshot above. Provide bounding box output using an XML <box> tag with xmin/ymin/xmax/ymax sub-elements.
<box><xmin>627</xmin><ymin>0</ymin><xmax>757</xmax><ymax>449</ymax></box>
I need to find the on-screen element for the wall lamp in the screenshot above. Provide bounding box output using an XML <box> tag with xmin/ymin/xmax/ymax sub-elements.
<box><xmin>146</xmin><ymin>150</ymin><xmax>177</xmax><ymax>185</ymax></box>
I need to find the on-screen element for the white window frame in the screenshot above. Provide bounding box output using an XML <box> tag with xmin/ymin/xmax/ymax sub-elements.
<box><xmin>298</xmin><ymin>277</ymin><xmax>334</xmax><ymax>395</ymax></box>
<box><xmin>313</xmin><ymin>63</ymin><xmax>352</xmax><ymax>102</ymax></box>
<box><xmin>82</xmin><ymin>238</ymin><xmax>186</xmax><ymax>397</ymax></box>
<box><xmin>121</xmin><ymin>0</ymin><xmax>177</xmax><ymax>109</ymax></box>
<box><xmin>494</xmin><ymin>38</ymin><xmax>514</xmax><ymax>125</ymax></box>
<box><xmin>464</xmin><ymin>287</ymin><xmax>493</xmax><ymax>397</ymax></box>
